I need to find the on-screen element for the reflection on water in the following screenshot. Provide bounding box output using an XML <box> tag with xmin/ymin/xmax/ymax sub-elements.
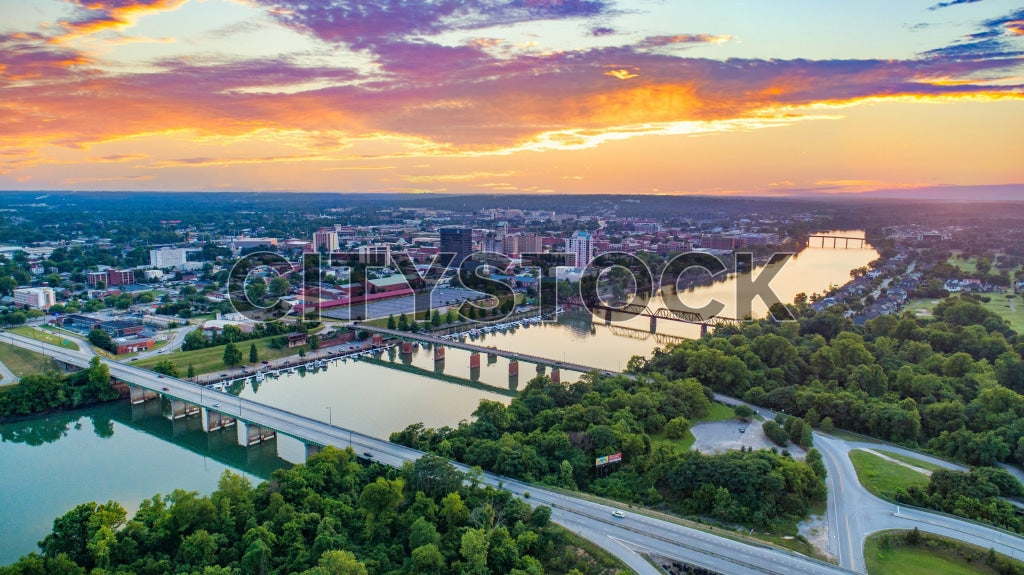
<box><xmin>462</xmin><ymin>231</ymin><xmax>878</xmax><ymax>372</ymax></box>
<box><xmin>0</xmin><ymin>401</ymin><xmax>284</xmax><ymax>565</ymax></box>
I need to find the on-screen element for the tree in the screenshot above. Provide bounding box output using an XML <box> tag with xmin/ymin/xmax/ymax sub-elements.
<box><xmin>153</xmin><ymin>360</ymin><xmax>179</xmax><ymax>378</ymax></box>
<box><xmin>249</xmin><ymin>343</ymin><xmax>258</xmax><ymax>364</ymax></box>
<box><xmin>223</xmin><ymin>342</ymin><xmax>242</xmax><ymax>367</ymax></box>
<box><xmin>187</xmin><ymin>363</ymin><xmax>197</xmax><ymax>379</ymax></box>
<box><xmin>430</xmin><ymin>309</ymin><xmax>441</xmax><ymax>327</ymax></box>
<box><xmin>664</xmin><ymin>417</ymin><xmax>691</xmax><ymax>439</ymax></box>
<box><xmin>269</xmin><ymin>276</ymin><xmax>291</xmax><ymax>298</ymax></box>
<box><xmin>301</xmin><ymin>550</ymin><xmax>368</xmax><ymax>575</ymax></box>
<box><xmin>88</xmin><ymin>329</ymin><xmax>115</xmax><ymax>353</ymax></box>
<box><xmin>734</xmin><ymin>404</ymin><xmax>755</xmax><ymax>421</ymax></box>
<box><xmin>387</xmin><ymin>314</ymin><xmax>397</xmax><ymax>330</ymax></box>
<box><xmin>246</xmin><ymin>279</ymin><xmax>267</xmax><ymax>303</ymax></box>
<box><xmin>762</xmin><ymin>420</ymin><xmax>790</xmax><ymax>446</ymax></box>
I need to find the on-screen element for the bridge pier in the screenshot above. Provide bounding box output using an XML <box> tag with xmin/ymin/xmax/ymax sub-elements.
<box><xmin>604</xmin><ymin>308</ymin><xmax>613</xmax><ymax>325</ymax></box>
<box><xmin>550</xmin><ymin>368</ymin><xmax>560</xmax><ymax>384</ymax></box>
<box><xmin>700</xmin><ymin>324</ymin><xmax>709</xmax><ymax>337</ymax></box>
<box><xmin>305</xmin><ymin>444</ymin><xmax>324</xmax><ymax>461</ymax></box>
<box><xmin>401</xmin><ymin>341</ymin><xmax>414</xmax><ymax>355</ymax></box>
<box><xmin>469</xmin><ymin>352</ymin><xmax>480</xmax><ymax>369</ymax></box>
<box><xmin>509</xmin><ymin>360</ymin><xmax>519</xmax><ymax>376</ymax></box>
<box><xmin>536</xmin><ymin>364</ymin><xmax>546</xmax><ymax>374</ymax></box>
<box><xmin>649</xmin><ymin>316</ymin><xmax>657</xmax><ymax>333</ymax></box>
<box><xmin>166</xmin><ymin>398</ymin><xmax>201</xmax><ymax>420</ymax></box>
<box><xmin>201</xmin><ymin>408</ymin><xmax>236</xmax><ymax>432</ymax></box>
<box><xmin>241</xmin><ymin>422</ymin><xmax>277</xmax><ymax>446</ymax></box>
<box><xmin>434</xmin><ymin>346</ymin><xmax>445</xmax><ymax>362</ymax></box>
<box><xmin>130</xmin><ymin>385</ymin><xmax>159</xmax><ymax>405</ymax></box>
<box><xmin>487</xmin><ymin>351</ymin><xmax>497</xmax><ymax>365</ymax></box>
<box><xmin>372</xmin><ymin>334</ymin><xmax>383</xmax><ymax>346</ymax></box>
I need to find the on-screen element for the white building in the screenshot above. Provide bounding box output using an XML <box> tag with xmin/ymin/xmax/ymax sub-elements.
<box><xmin>150</xmin><ymin>247</ymin><xmax>189</xmax><ymax>269</ymax></box>
<box><xmin>566</xmin><ymin>230</ymin><xmax>594</xmax><ymax>267</ymax></box>
<box><xmin>13</xmin><ymin>287</ymin><xmax>56</xmax><ymax>310</ymax></box>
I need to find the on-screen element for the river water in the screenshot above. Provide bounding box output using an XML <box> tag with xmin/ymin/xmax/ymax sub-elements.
<box><xmin>0</xmin><ymin>231</ymin><xmax>876</xmax><ymax>564</ymax></box>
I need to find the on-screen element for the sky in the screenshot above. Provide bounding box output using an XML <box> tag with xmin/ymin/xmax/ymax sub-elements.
<box><xmin>0</xmin><ymin>0</ymin><xmax>1022</xmax><ymax>195</ymax></box>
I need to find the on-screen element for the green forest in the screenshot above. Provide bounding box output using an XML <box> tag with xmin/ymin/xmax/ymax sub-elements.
<box><xmin>0</xmin><ymin>449</ymin><xmax>625</xmax><ymax>575</ymax></box>
<box><xmin>392</xmin><ymin>373</ymin><xmax>827</xmax><ymax>530</ymax></box>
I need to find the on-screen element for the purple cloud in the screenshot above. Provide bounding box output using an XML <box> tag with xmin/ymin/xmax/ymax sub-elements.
<box><xmin>257</xmin><ymin>0</ymin><xmax>613</xmax><ymax>47</ymax></box>
<box><xmin>929</xmin><ymin>0</ymin><xmax>984</xmax><ymax>11</ymax></box>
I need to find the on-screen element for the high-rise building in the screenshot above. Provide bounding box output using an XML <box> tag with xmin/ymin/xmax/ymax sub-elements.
<box><xmin>313</xmin><ymin>228</ymin><xmax>339</xmax><ymax>253</ymax></box>
<box><xmin>13</xmin><ymin>287</ymin><xmax>56</xmax><ymax>310</ymax></box>
<box><xmin>518</xmin><ymin>233</ymin><xmax>544</xmax><ymax>254</ymax></box>
<box><xmin>357</xmin><ymin>244</ymin><xmax>392</xmax><ymax>266</ymax></box>
<box><xmin>150</xmin><ymin>247</ymin><xmax>189</xmax><ymax>269</ymax></box>
<box><xmin>440</xmin><ymin>227</ymin><xmax>473</xmax><ymax>268</ymax></box>
<box><xmin>566</xmin><ymin>230</ymin><xmax>594</xmax><ymax>267</ymax></box>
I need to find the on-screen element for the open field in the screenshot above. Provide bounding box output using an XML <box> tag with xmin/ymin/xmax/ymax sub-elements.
<box><xmin>133</xmin><ymin>336</ymin><xmax>304</xmax><ymax>375</ymax></box>
<box><xmin>865</xmin><ymin>531</ymin><xmax>1008</xmax><ymax>575</ymax></box>
<box><xmin>849</xmin><ymin>449</ymin><xmax>930</xmax><ymax>500</ymax></box>
<box><xmin>10</xmin><ymin>326</ymin><xmax>80</xmax><ymax>350</ymax></box>
<box><xmin>978</xmin><ymin>290</ymin><xmax>1024</xmax><ymax>333</ymax></box>
<box><xmin>0</xmin><ymin>342</ymin><xmax>59</xmax><ymax>379</ymax></box>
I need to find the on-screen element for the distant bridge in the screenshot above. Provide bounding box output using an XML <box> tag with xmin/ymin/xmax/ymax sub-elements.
<box><xmin>563</xmin><ymin>298</ymin><xmax>742</xmax><ymax>336</ymax></box>
<box><xmin>806</xmin><ymin>235</ymin><xmax>872</xmax><ymax>249</ymax></box>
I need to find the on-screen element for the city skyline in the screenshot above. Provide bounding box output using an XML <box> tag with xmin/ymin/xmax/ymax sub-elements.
<box><xmin>0</xmin><ymin>0</ymin><xmax>1022</xmax><ymax>195</ymax></box>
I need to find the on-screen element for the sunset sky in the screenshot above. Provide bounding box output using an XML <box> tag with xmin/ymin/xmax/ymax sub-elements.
<box><xmin>1</xmin><ymin>0</ymin><xmax>1022</xmax><ymax>195</ymax></box>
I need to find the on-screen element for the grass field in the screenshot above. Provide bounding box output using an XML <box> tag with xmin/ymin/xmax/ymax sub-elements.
<box><xmin>650</xmin><ymin>402</ymin><xmax>738</xmax><ymax>453</ymax></box>
<box><xmin>865</xmin><ymin>532</ymin><xmax>1004</xmax><ymax>575</ymax></box>
<box><xmin>905</xmin><ymin>298</ymin><xmax>941</xmax><ymax>318</ymax></box>
<box><xmin>978</xmin><ymin>290</ymin><xmax>1024</xmax><ymax>334</ymax></box>
<box><xmin>876</xmin><ymin>450</ymin><xmax>946</xmax><ymax>473</ymax></box>
<box><xmin>849</xmin><ymin>449</ymin><xmax>930</xmax><ymax>500</ymax></box>
<box><xmin>10</xmin><ymin>326</ymin><xmax>80</xmax><ymax>350</ymax></box>
<box><xmin>0</xmin><ymin>342</ymin><xmax>59</xmax><ymax>379</ymax></box>
<box><xmin>133</xmin><ymin>336</ymin><xmax>305</xmax><ymax>375</ymax></box>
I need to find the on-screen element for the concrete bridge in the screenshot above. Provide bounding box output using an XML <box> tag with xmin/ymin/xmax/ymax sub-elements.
<box><xmin>355</xmin><ymin>324</ymin><xmax>614</xmax><ymax>381</ymax></box>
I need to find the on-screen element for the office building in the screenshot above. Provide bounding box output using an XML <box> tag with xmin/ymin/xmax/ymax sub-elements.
<box><xmin>440</xmin><ymin>227</ymin><xmax>473</xmax><ymax>268</ymax></box>
<box><xmin>13</xmin><ymin>287</ymin><xmax>56</xmax><ymax>310</ymax></box>
<box><xmin>313</xmin><ymin>228</ymin><xmax>339</xmax><ymax>253</ymax></box>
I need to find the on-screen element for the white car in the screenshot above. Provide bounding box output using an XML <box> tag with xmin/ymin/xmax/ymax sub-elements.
<box><xmin>612</xmin><ymin>510</ymin><xmax>625</xmax><ymax>518</ymax></box>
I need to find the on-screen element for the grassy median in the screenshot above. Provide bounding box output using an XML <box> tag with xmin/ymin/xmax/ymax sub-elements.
<box><xmin>849</xmin><ymin>449</ymin><xmax>930</xmax><ymax>500</ymax></box>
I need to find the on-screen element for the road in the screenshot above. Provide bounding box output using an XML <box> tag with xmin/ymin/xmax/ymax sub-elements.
<box><xmin>2</xmin><ymin>331</ymin><xmax>852</xmax><ymax>575</ymax></box>
<box><xmin>713</xmin><ymin>393</ymin><xmax>1024</xmax><ymax>571</ymax></box>
<box><xmin>132</xmin><ymin>325</ymin><xmax>193</xmax><ymax>360</ymax></box>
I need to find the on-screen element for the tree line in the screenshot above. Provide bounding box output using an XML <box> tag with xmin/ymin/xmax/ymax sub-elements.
<box><xmin>0</xmin><ymin>449</ymin><xmax>625</xmax><ymax>575</ymax></box>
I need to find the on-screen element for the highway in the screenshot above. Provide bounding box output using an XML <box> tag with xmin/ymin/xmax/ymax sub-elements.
<box><xmin>3</xmin><ymin>331</ymin><xmax>853</xmax><ymax>575</ymax></box>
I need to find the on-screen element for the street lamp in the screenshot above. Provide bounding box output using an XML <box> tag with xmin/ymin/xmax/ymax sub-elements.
<box><xmin>326</xmin><ymin>406</ymin><xmax>332</xmax><ymax>425</ymax></box>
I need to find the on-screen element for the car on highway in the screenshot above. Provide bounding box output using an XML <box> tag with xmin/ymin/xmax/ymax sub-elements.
<box><xmin>612</xmin><ymin>510</ymin><xmax>625</xmax><ymax>518</ymax></box>
<box><xmin>212</xmin><ymin>403</ymin><xmax>221</xmax><ymax>408</ymax></box>
<box><xmin>161</xmin><ymin>387</ymin><xmax>169</xmax><ymax>391</ymax></box>
<box><xmin>157</xmin><ymin>375</ymin><xmax>164</xmax><ymax>378</ymax></box>
<box><xmin>739</xmin><ymin>427</ymin><xmax>746</xmax><ymax>433</ymax></box>
<box><xmin>363</xmin><ymin>451</ymin><xmax>373</xmax><ymax>458</ymax></box>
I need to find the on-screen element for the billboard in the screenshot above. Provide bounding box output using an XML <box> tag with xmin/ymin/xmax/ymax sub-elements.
<box><xmin>595</xmin><ymin>452</ymin><xmax>623</xmax><ymax>467</ymax></box>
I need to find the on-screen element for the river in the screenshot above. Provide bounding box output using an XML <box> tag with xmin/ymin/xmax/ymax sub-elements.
<box><xmin>0</xmin><ymin>231</ymin><xmax>877</xmax><ymax>565</ymax></box>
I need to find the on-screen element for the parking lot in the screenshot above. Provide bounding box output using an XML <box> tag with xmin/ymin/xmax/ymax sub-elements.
<box><xmin>689</xmin><ymin>419</ymin><xmax>807</xmax><ymax>458</ymax></box>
